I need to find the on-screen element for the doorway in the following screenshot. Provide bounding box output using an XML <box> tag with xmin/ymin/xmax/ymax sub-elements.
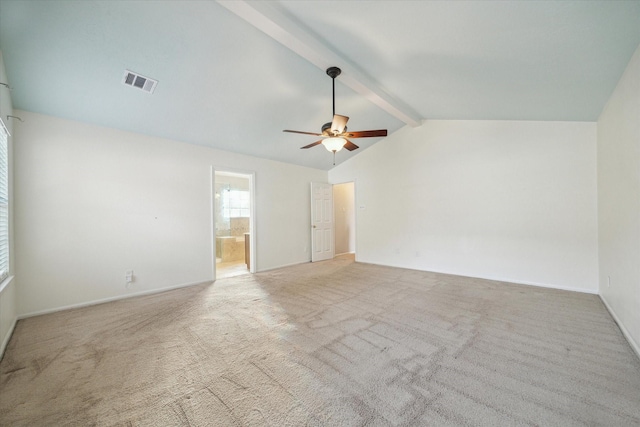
<box><xmin>333</xmin><ymin>181</ymin><xmax>356</xmax><ymax>257</ymax></box>
<box><xmin>214</xmin><ymin>170</ymin><xmax>254</xmax><ymax>279</ymax></box>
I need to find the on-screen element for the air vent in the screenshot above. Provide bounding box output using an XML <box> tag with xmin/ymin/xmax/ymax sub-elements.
<box><xmin>122</xmin><ymin>70</ymin><xmax>158</xmax><ymax>94</ymax></box>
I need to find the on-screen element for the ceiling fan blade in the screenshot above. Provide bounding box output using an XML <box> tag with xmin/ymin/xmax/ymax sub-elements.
<box><xmin>343</xmin><ymin>139</ymin><xmax>359</xmax><ymax>151</ymax></box>
<box><xmin>283</xmin><ymin>129</ymin><xmax>323</xmax><ymax>136</ymax></box>
<box><xmin>300</xmin><ymin>140</ymin><xmax>323</xmax><ymax>149</ymax></box>
<box><xmin>345</xmin><ymin>129</ymin><xmax>388</xmax><ymax>138</ymax></box>
<box><xmin>331</xmin><ymin>114</ymin><xmax>349</xmax><ymax>134</ymax></box>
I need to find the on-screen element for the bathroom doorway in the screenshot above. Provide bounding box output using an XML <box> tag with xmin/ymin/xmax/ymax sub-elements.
<box><xmin>214</xmin><ymin>170</ymin><xmax>254</xmax><ymax>279</ymax></box>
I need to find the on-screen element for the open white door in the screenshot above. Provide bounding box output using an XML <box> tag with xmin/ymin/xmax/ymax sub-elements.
<box><xmin>311</xmin><ymin>182</ymin><xmax>334</xmax><ymax>262</ymax></box>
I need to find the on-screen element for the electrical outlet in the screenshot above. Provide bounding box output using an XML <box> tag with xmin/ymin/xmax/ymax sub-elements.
<box><xmin>126</xmin><ymin>270</ymin><xmax>134</xmax><ymax>287</ymax></box>
<box><xmin>607</xmin><ymin>276</ymin><xmax>611</xmax><ymax>288</ymax></box>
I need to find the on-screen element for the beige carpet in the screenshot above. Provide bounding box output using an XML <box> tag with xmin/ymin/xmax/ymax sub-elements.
<box><xmin>1</xmin><ymin>255</ymin><xmax>640</xmax><ymax>426</ymax></box>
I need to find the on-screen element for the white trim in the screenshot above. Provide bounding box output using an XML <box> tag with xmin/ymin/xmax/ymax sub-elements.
<box><xmin>353</xmin><ymin>179</ymin><xmax>358</xmax><ymax>262</ymax></box>
<box><xmin>249</xmin><ymin>172</ymin><xmax>256</xmax><ymax>274</ymax></box>
<box><xmin>600</xmin><ymin>294</ymin><xmax>640</xmax><ymax>360</ymax></box>
<box><xmin>359</xmin><ymin>260</ymin><xmax>599</xmax><ymax>295</ymax></box>
<box><xmin>0</xmin><ymin>316</ymin><xmax>17</xmax><ymax>361</ymax></box>
<box><xmin>211</xmin><ymin>168</ymin><xmax>219</xmax><ymax>281</ymax></box>
<box><xmin>18</xmin><ymin>280</ymin><xmax>212</xmax><ymax>319</ymax></box>
<box><xmin>0</xmin><ymin>274</ymin><xmax>13</xmax><ymax>294</ymax></box>
<box><xmin>256</xmin><ymin>260</ymin><xmax>310</xmax><ymax>273</ymax></box>
<box><xmin>471</xmin><ymin>274</ymin><xmax>598</xmax><ymax>294</ymax></box>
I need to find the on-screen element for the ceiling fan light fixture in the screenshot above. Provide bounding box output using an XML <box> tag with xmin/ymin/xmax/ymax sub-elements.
<box><xmin>322</xmin><ymin>137</ymin><xmax>345</xmax><ymax>152</ymax></box>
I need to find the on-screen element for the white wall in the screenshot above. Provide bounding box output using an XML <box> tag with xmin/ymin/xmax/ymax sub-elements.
<box><xmin>14</xmin><ymin>111</ymin><xmax>326</xmax><ymax>316</ymax></box>
<box><xmin>0</xmin><ymin>50</ymin><xmax>16</xmax><ymax>358</ymax></box>
<box><xmin>330</xmin><ymin>120</ymin><xmax>599</xmax><ymax>293</ymax></box>
<box><xmin>333</xmin><ymin>181</ymin><xmax>355</xmax><ymax>255</ymax></box>
<box><xmin>597</xmin><ymin>43</ymin><xmax>640</xmax><ymax>355</ymax></box>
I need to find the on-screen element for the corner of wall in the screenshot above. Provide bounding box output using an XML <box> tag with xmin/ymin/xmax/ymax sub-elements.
<box><xmin>599</xmin><ymin>294</ymin><xmax>640</xmax><ymax>360</ymax></box>
<box><xmin>596</xmin><ymin>41</ymin><xmax>640</xmax><ymax>357</ymax></box>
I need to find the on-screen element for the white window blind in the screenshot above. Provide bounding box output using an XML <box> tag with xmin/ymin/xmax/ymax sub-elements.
<box><xmin>0</xmin><ymin>120</ymin><xmax>8</xmax><ymax>282</ymax></box>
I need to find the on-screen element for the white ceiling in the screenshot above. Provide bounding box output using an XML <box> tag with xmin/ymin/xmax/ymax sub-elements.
<box><xmin>1</xmin><ymin>0</ymin><xmax>639</xmax><ymax>170</ymax></box>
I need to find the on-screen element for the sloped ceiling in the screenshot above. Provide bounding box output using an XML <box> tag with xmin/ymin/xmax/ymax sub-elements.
<box><xmin>1</xmin><ymin>0</ymin><xmax>639</xmax><ymax>170</ymax></box>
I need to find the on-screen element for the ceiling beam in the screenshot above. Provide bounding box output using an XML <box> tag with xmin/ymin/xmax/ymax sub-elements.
<box><xmin>217</xmin><ymin>0</ymin><xmax>423</xmax><ymax>128</ymax></box>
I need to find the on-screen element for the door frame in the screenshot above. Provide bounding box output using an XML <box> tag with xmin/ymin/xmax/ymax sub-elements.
<box><xmin>211</xmin><ymin>166</ymin><xmax>256</xmax><ymax>280</ymax></box>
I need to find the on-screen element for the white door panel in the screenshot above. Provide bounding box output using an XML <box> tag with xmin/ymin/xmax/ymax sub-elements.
<box><xmin>311</xmin><ymin>182</ymin><xmax>334</xmax><ymax>262</ymax></box>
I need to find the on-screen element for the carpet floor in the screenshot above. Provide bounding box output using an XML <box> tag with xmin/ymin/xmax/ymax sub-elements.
<box><xmin>1</xmin><ymin>255</ymin><xmax>639</xmax><ymax>426</ymax></box>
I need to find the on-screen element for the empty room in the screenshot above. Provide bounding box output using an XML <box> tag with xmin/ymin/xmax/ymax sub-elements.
<box><xmin>1</xmin><ymin>1</ymin><xmax>639</xmax><ymax>425</ymax></box>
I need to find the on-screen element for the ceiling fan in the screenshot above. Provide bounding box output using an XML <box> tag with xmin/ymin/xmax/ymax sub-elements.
<box><xmin>283</xmin><ymin>66</ymin><xmax>387</xmax><ymax>164</ymax></box>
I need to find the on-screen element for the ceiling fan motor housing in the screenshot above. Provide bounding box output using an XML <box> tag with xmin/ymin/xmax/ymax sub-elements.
<box><xmin>322</xmin><ymin>121</ymin><xmax>346</xmax><ymax>136</ymax></box>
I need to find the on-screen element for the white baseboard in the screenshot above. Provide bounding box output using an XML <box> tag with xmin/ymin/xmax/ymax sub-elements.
<box><xmin>19</xmin><ymin>280</ymin><xmax>213</xmax><ymax>320</ymax></box>
<box><xmin>335</xmin><ymin>251</ymin><xmax>355</xmax><ymax>257</ymax></box>
<box><xmin>477</xmin><ymin>274</ymin><xmax>599</xmax><ymax>295</ymax></box>
<box><xmin>255</xmin><ymin>260</ymin><xmax>310</xmax><ymax>273</ymax></box>
<box><xmin>0</xmin><ymin>316</ymin><xmax>17</xmax><ymax>361</ymax></box>
<box><xmin>358</xmin><ymin>260</ymin><xmax>599</xmax><ymax>295</ymax></box>
<box><xmin>600</xmin><ymin>294</ymin><xmax>640</xmax><ymax>360</ymax></box>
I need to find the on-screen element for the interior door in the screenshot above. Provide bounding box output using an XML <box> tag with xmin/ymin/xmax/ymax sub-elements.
<box><xmin>311</xmin><ymin>182</ymin><xmax>334</xmax><ymax>262</ymax></box>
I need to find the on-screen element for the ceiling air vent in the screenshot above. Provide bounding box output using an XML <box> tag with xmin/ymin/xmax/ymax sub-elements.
<box><xmin>122</xmin><ymin>70</ymin><xmax>158</xmax><ymax>94</ymax></box>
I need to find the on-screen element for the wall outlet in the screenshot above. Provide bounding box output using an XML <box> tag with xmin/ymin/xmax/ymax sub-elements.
<box><xmin>607</xmin><ymin>276</ymin><xmax>610</xmax><ymax>288</ymax></box>
<box><xmin>126</xmin><ymin>270</ymin><xmax>134</xmax><ymax>287</ymax></box>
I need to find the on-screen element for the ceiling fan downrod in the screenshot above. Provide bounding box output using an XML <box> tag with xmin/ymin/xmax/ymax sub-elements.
<box><xmin>326</xmin><ymin>66</ymin><xmax>341</xmax><ymax>117</ymax></box>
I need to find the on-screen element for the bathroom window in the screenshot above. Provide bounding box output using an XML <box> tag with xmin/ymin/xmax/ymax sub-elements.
<box><xmin>222</xmin><ymin>190</ymin><xmax>250</xmax><ymax>218</ymax></box>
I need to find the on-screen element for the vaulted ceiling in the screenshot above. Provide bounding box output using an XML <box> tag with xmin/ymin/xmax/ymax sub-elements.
<box><xmin>1</xmin><ymin>1</ymin><xmax>639</xmax><ymax>170</ymax></box>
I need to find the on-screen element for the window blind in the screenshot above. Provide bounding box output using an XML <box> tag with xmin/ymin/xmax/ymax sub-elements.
<box><xmin>0</xmin><ymin>120</ymin><xmax>8</xmax><ymax>282</ymax></box>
